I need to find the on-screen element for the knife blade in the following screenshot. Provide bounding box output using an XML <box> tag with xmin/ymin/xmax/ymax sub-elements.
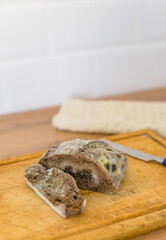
<box><xmin>100</xmin><ymin>139</ymin><xmax>166</xmax><ymax>166</ymax></box>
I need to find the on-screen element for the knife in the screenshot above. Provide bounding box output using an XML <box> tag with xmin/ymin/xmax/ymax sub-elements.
<box><xmin>100</xmin><ymin>139</ymin><xmax>166</xmax><ymax>166</ymax></box>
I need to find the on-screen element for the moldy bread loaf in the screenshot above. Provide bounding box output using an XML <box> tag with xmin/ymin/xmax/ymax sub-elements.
<box><xmin>39</xmin><ymin>139</ymin><xmax>128</xmax><ymax>194</ymax></box>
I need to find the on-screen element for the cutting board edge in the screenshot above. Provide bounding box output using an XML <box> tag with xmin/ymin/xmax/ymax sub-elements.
<box><xmin>0</xmin><ymin>128</ymin><xmax>165</xmax><ymax>166</ymax></box>
<box><xmin>104</xmin><ymin>128</ymin><xmax>166</xmax><ymax>145</ymax></box>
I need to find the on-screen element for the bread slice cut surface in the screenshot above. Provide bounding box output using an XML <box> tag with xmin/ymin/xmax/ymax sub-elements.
<box><xmin>25</xmin><ymin>164</ymin><xmax>86</xmax><ymax>217</ymax></box>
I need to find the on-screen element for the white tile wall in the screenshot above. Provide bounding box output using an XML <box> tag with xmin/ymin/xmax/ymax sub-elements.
<box><xmin>141</xmin><ymin>0</ymin><xmax>166</xmax><ymax>42</ymax></box>
<box><xmin>94</xmin><ymin>43</ymin><xmax>166</xmax><ymax>96</ymax></box>
<box><xmin>0</xmin><ymin>6</ymin><xmax>48</xmax><ymax>61</ymax></box>
<box><xmin>48</xmin><ymin>0</ymin><xmax>139</xmax><ymax>54</ymax></box>
<box><xmin>0</xmin><ymin>0</ymin><xmax>166</xmax><ymax>114</ymax></box>
<box><xmin>1</xmin><ymin>54</ymin><xmax>94</xmax><ymax>114</ymax></box>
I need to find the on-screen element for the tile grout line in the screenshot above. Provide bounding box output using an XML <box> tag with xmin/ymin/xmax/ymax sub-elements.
<box><xmin>1</xmin><ymin>40</ymin><xmax>166</xmax><ymax>65</ymax></box>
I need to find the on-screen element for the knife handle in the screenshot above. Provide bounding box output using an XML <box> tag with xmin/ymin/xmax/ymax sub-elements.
<box><xmin>163</xmin><ymin>158</ymin><xmax>166</xmax><ymax>166</ymax></box>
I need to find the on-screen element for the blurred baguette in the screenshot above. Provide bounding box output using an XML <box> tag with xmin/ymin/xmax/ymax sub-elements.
<box><xmin>52</xmin><ymin>99</ymin><xmax>166</xmax><ymax>138</ymax></box>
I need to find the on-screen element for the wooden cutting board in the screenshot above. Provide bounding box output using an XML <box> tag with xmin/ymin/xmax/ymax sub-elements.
<box><xmin>0</xmin><ymin>129</ymin><xmax>166</xmax><ymax>240</ymax></box>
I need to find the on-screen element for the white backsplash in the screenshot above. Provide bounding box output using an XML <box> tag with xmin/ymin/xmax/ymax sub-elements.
<box><xmin>0</xmin><ymin>0</ymin><xmax>166</xmax><ymax>114</ymax></box>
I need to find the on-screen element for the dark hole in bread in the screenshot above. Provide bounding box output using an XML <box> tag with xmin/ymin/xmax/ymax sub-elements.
<box><xmin>104</xmin><ymin>163</ymin><xmax>110</xmax><ymax>171</ymax></box>
<box><xmin>106</xmin><ymin>148</ymin><xmax>113</xmax><ymax>151</ymax></box>
<box><xmin>64</xmin><ymin>166</ymin><xmax>75</xmax><ymax>178</ymax></box>
<box><xmin>93</xmin><ymin>187</ymin><xmax>98</xmax><ymax>191</ymax></box>
<box><xmin>64</xmin><ymin>167</ymin><xmax>92</xmax><ymax>185</ymax></box>
<box><xmin>74</xmin><ymin>169</ymin><xmax>93</xmax><ymax>189</ymax></box>
<box><xmin>112</xmin><ymin>164</ymin><xmax>117</xmax><ymax>172</ymax></box>
<box><xmin>32</xmin><ymin>175</ymin><xmax>38</xmax><ymax>180</ymax></box>
<box><xmin>47</xmin><ymin>192</ymin><xmax>51</xmax><ymax>197</ymax></box>
<box><xmin>76</xmin><ymin>169</ymin><xmax>92</xmax><ymax>181</ymax></box>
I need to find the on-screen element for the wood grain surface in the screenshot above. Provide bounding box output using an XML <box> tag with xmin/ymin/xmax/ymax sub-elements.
<box><xmin>0</xmin><ymin>87</ymin><xmax>165</xmax><ymax>160</ymax></box>
<box><xmin>0</xmin><ymin>129</ymin><xmax>166</xmax><ymax>240</ymax></box>
<box><xmin>0</xmin><ymin>86</ymin><xmax>166</xmax><ymax>240</ymax></box>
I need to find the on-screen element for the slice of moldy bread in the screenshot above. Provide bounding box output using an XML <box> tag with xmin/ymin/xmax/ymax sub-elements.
<box><xmin>39</xmin><ymin>139</ymin><xmax>128</xmax><ymax>195</ymax></box>
<box><xmin>25</xmin><ymin>164</ymin><xmax>86</xmax><ymax>218</ymax></box>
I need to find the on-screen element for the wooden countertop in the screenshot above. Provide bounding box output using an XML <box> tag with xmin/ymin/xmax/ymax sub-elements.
<box><xmin>0</xmin><ymin>86</ymin><xmax>166</xmax><ymax>240</ymax></box>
